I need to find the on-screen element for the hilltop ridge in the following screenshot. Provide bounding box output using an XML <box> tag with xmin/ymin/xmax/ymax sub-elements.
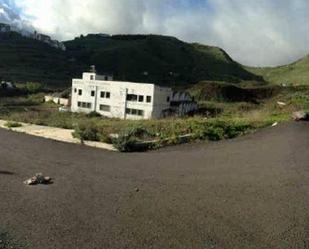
<box><xmin>0</xmin><ymin>22</ymin><xmax>65</xmax><ymax>50</ymax></box>
<box><xmin>247</xmin><ymin>54</ymin><xmax>309</xmax><ymax>85</ymax></box>
<box><xmin>0</xmin><ymin>32</ymin><xmax>263</xmax><ymax>87</ymax></box>
<box><xmin>64</xmin><ymin>34</ymin><xmax>262</xmax><ymax>85</ymax></box>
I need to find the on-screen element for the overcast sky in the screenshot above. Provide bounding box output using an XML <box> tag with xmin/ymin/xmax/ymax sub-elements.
<box><xmin>1</xmin><ymin>0</ymin><xmax>309</xmax><ymax>67</ymax></box>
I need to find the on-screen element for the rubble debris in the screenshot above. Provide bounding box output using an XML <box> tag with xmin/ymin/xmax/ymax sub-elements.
<box><xmin>277</xmin><ymin>101</ymin><xmax>287</xmax><ymax>107</ymax></box>
<box><xmin>23</xmin><ymin>173</ymin><xmax>53</xmax><ymax>185</ymax></box>
<box><xmin>292</xmin><ymin>111</ymin><xmax>309</xmax><ymax>121</ymax></box>
<box><xmin>272</xmin><ymin>122</ymin><xmax>278</xmax><ymax>127</ymax></box>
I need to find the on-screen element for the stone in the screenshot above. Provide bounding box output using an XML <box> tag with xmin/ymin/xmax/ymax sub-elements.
<box><xmin>24</xmin><ymin>178</ymin><xmax>37</xmax><ymax>185</ymax></box>
<box><xmin>277</xmin><ymin>101</ymin><xmax>287</xmax><ymax>107</ymax></box>
<box><xmin>272</xmin><ymin>122</ymin><xmax>278</xmax><ymax>127</ymax></box>
<box><xmin>293</xmin><ymin>111</ymin><xmax>309</xmax><ymax>121</ymax></box>
<box><xmin>24</xmin><ymin>173</ymin><xmax>52</xmax><ymax>185</ymax></box>
<box><xmin>44</xmin><ymin>176</ymin><xmax>51</xmax><ymax>182</ymax></box>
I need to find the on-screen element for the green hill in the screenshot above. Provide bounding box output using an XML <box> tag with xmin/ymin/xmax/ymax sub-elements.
<box><xmin>247</xmin><ymin>55</ymin><xmax>309</xmax><ymax>86</ymax></box>
<box><xmin>0</xmin><ymin>32</ymin><xmax>262</xmax><ymax>88</ymax></box>
<box><xmin>0</xmin><ymin>32</ymin><xmax>84</xmax><ymax>87</ymax></box>
<box><xmin>65</xmin><ymin>34</ymin><xmax>262</xmax><ymax>86</ymax></box>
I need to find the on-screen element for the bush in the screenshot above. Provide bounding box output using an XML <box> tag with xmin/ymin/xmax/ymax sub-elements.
<box><xmin>112</xmin><ymin>133</ymin><xmax>140</xmax><ymax>152</ymax></box>
<box><xmin>86</xmin><ymin>111</ymin><xmax>102</xmax><ymax>118</ymax></box>
<box><xmin>4</xmin><ymin>121</ymin><xmax>22</xmax><ymax>128</ymax></box>
<box><xmin>112</xmin><ymin>126</ymin><xmax>154</xmax><ymax>152</ymax></box>
<box><xmin>72</xmin><ymin>123</ymin><xmax>100</xmax><ymax>142</ymax></box>
<box><xmin>224</xmin><ymin>122</ymin><xmax>251</xmax><ymax>138</ymax></box>
<box><xmin>23</xmin><ymin>82</ymin><xmax>43</xmax><ymax>94</ymax></box>
<box><xmin>204</xmin><ymin>126</ymin><xmax>225</xmax><ymax>141</ymax></box>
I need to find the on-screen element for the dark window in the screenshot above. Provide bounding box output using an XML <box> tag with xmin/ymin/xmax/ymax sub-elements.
<box><xmin>126</xmin><ymin>108</ymin><xmax>144</xmax><ymax>116</ymax></box>
<box><xmin>100</xmin><ymin>105</ymin><xmax>110</xmax><ymax>112</ymax></box>
<box><xmin>146</xmin><ymin>96</ymin><xmax>152</xmax><ymax>103</ymax></box>
<box><xmin>167</xmin><ymin>96</ymin><xmax>170</xmax><ymax>102</ymax></box>
<box><xmin>78</xmin><ymin>101</ymin><xmax>91</xmax><ymax>109</ymax></box>
<box><xmin>138</xmin><ymin>110</ymin><xmax>144</xmax><ymax>116</ymax></box>
<box><xmin>105</xmin><ymin>76</ymin><xmax>108</xmax><ymax>81</ymax></box>
<box><xmin>127</xmin><ymin>94</ymin><xmax>138</xmax><ymax>101</ymax></box>
<box><xmin>101</xmin><ymin>91</ymin><xmax>111</xmax><ymax>98</ymax></box>
<box><xmin>138</xmin><ymin>95</ymin><xmax>144</xmax><ymax>102</ymax></box>
<box><xmin>90</xmin><ymin>75</ymin><xmax>94</xmax><ymax>80</ymax></box>
<box><xmin>78</xmin><ymin>89</ymin><xmax>82</xmax><ymax>96</ymax></box>
<box><xmin>74</xmin><ymin>88</ymin><xmax>77</xmax><ymax>93</ymax></box>
<box><xmin>91</xmin><ymin>90</ymin><xmax>95</xmax><ymax>97</ymax></box>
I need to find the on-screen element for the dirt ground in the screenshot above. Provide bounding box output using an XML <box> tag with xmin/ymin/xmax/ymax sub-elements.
<box><xmin>0</xmin><ymin>122</ymin><xmax>308</xmax><ymax>249</ymax></box>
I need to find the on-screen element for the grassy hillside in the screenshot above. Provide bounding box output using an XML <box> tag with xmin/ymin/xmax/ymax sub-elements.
<box><xmin>64</xmin><ymin>34</ymin><xmax>262</xmax><ymax>86</ymax></box>
<box><xmin>189</xmin><ymin>81</ymin><xmax>280</xmax><ymax>103</ymax></box>
<box><xmin>0</xmin><ymin>32</ymin><xmax>84</xmax><ymax>87</ymax></box>
<box><xmin>0</xmin><ymin>32</ymin><xmax>262</xmax><ymax>88</ymax></box>
<box><xmin>247</xmin><ymin>55</ymin><xmax>309</xmax><ymax>86</ymax></box>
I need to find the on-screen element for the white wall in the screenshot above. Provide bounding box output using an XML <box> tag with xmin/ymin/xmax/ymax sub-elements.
<box><xmin>71</xmin><ymin>77</ymin><xmax>170</xmax><ymax>120</ymax></box>
<box><xmin>82</xmin><ymin>73</ymin><xmax>113</xmax><ymax>81</ymax></box>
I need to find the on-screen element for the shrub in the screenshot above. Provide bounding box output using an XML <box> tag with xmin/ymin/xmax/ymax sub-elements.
<box><xmin>126</xmin><ymin>125</ymin><xmax>154</xmax><ymax>139</ymax></box>
<box><xmin>224</xmin><ymin>122</ymin><xmax>251</xmax><ymax>138</ymax></box>
<box><xmin>99</xmin><ymin>133</ymin><xmax>113</xmax><ymax>144</ymax></box>
<box><xmin>4</xmin><ymin>121</ymin><xmax>22</xmax><ymax>128</ymax></box>
<box><xmin>112</xmin><ymin>126</ymin><xmax>154</xmax><ymax>152</ymax></box>
<box><xmin>204</xmin><ymin>126</ymin><xmax>225</xmax><ymax>141</ymax></box>
<box><xmin>112</xmin><ymin>133</ymin><xmax>140</xmax><ymax>152</ymax></box>
<box><xmin>72</xmin><ymin>123</ymin><xmax>100</xmax><ymax>142</ymax></box>
<box><xmin>23</xmin><ymin>82</ymin><xmax>43</xmax><ymax>94</ymax></box>
<box><xmin>86</xmin><ymin>111</ymin><xmax>102</xmax><ymax>118</ymax></box>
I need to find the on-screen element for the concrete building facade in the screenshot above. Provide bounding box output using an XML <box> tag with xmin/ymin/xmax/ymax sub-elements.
<box><xmin>71</xmin><ymin>71</ymin><xmax>197</xmax><ymax>120</ymax></box>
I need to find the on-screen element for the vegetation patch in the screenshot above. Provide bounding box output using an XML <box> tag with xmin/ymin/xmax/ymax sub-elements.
<box><xmin>247</xmin><ymin>55</ymin><xmax>309</xmax><ymax>86</ymax></box>
<box><xmin>189</xmin><ymin>81</ymin><xmax>280</xmax><ymax>103</ymax></box>
<box><xmin>4</xmin><ymin>121</ymin><xmax>22</xmax><ymax>128</ymax></box>
<box><xmin>0</xmin><ymin>85</ymin><xmax>308</xmax><ymax>152</ymax></box>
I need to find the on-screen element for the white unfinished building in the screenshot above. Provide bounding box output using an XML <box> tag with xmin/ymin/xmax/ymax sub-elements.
<box><xmin>71</xmin><ymin>70</ymin><xmax>197</xmax><ymax>120</ymax></box>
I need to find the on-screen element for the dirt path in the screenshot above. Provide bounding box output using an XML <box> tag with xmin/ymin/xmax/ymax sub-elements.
<box><xmin>0</xmin><ymin>122</ymin><xmax>308</xmax><ymax>249</ymax></box>
<box><xmin>0</xmin><ymin>120</ymin><xmax>116</xmax><ymax>151</ymax></box>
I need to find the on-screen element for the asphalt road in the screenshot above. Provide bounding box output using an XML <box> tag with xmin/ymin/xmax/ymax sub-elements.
<box><xmin>0</xmin><ymin>122</ymin><xmax>308</xmax><ymax>249</ymax></box>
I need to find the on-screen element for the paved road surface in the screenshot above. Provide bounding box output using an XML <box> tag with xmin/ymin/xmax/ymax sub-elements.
<box><xmin>0</xmin><ymin>122</ymin><xmax>308</xmax><ymax>249</ymax></box>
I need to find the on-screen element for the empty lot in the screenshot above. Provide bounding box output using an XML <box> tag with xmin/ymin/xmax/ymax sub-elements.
<box><xmin>0</xmin><ymin>122</ymin><xmax>308</xmax><ymax>249</ymax></box>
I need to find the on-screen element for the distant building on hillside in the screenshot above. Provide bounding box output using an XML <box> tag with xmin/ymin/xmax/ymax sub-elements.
<box><xmin>33</xmin><ymin>32</ymin><xmax>66</xmax><ymax>51</ymax></box>
<box><xmin>0</xmin><ymin>23</ymin><xmax>66</xmax><ymax>51</ymax></box>
<box><xmin>71</xmin><ymin>67</ymin><xmax>197</xmax><ymax>120</ymax></box>
<box><xmin>34</xmin><ymin>32</ymin><xmax>51</xmax><ymax>43</ymax></box>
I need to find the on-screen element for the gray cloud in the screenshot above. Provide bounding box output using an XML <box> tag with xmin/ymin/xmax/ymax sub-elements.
<box><xmin>0</xmin><ymin>1</ymin><xmax>20</xmax><ymax>24</ymax></box>
<box><xmin>4</xmin><ymin>0</ymin><xmax>309</xmax><ymax>66</ymax></box>
<box><xmin>0</xmin><ymin>0</ymin><xmax>33</xmax><ymax>31</ymax></box>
